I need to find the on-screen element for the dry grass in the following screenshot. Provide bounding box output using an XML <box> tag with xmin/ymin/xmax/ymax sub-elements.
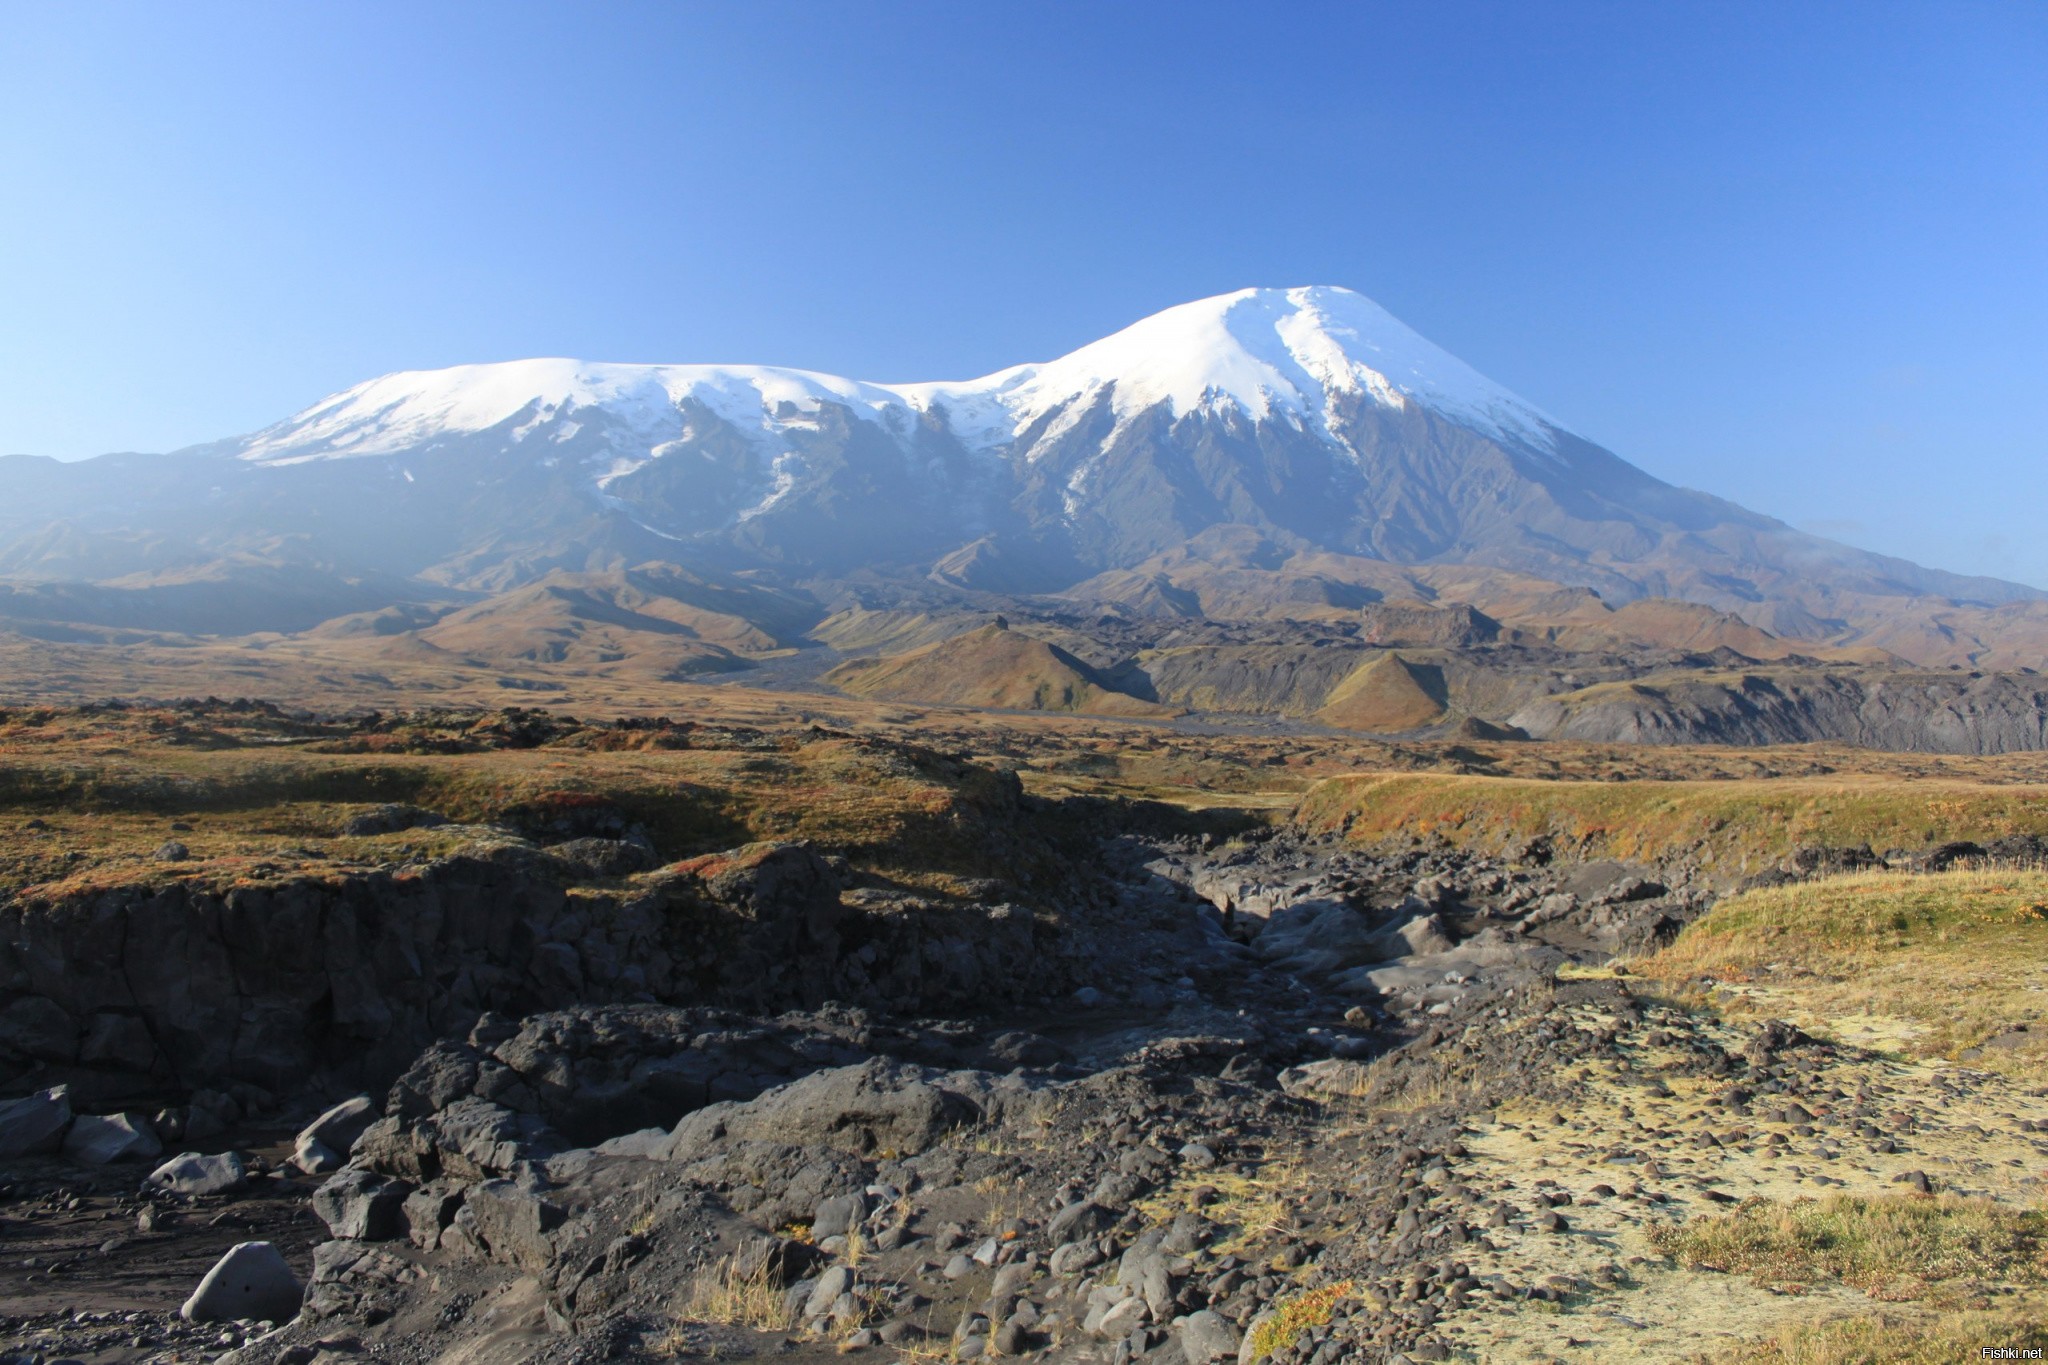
<box><xmin>1631</xmin><ymin>868</ymin><xmax>2048</xmax><ymax>1072</ymax></box>
<box><xmin>0</xmin><ymin>705</ymin><xmax>1074</xmax><ymax>893</ymax></box>
<box><xmin>972</xmin><ymin>1172</ymin><xmax>1027</xmax><ymax>1232</ymax></box>
<box><xmin>683</xmin><ymin>1252</ymin><xmax>795</xmax><ymax>1332</ymax></box>
<box><xmin>1652</xmin><ymin>1193</ymin><xmax>2048</xmax><ymax>1299</ymax></box>
<box><xmin>1712</xmin><ymin>1309</ymin><xmax>2048</xmax><ymax>1364</ymax></box>
<box><xmin>1295</xmin><ymin>773</ymin><xmax>2048</xmax><ymax>872</ymax></box>
<box><xmin>1136</xmin><ymin>1160</ymin><xmax>1302</xmax><ymax>1258</ymax></box>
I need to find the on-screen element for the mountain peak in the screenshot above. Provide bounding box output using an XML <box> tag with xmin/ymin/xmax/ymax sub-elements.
<box><xmin>237</xmin><ymin>286</ymin><xmax>1562</xmax><ymax>468</ymax></box>
<box><xmin>930</xmin><ymin>286</ymin><xmax>1559</xmax><ymax>451</ymax></box>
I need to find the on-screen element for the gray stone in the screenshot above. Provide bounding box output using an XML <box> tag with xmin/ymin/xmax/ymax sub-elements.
<box><xmin>781</xmin><ymin>1277</ymin><xmax>817</xmax><ymax>1325</ymax></box>
<box><xmin>402</xmin><ymin>1183</ymin><xmax>464</xmax><ymax>1250</ymax></box>
<box><xmin>1161</xmin><ymin>1212</ymin><xmax>1210</xmax><ymax>1255</ymax></box>
<box><xmin>311</xmin><ymin>1237</ymin><xmax>368</xmax><ymax>1283</ymax></box>
<box><xmin>63</xmin><ymin>1112</ymin><xmax>161</xmax><ymax>1165</ymax></box>
<box><xmin>342</xmin><ymin>804</ymin><xmax>447</xmax><ymax>836</ymax></box>
<box><xmin>181</xmin><ymin>1241</ymin><xmax>303</xmax><ymax>1323</ymax></box>
<box><xmin>1238</xmin><ymin>1313</ymin><xmax>1276</xmax><ymax>1365</ymax></box>
<box><xmin>592</xmin><ymin>1127</ymin><xmax>670</xmax><ymax>1158</ymax></box>
<box><xmin>149</xmin><ymin>1150</ymin><xmax>249</xmax><ymax>1197</ymax></box>
<box><xmin>1047</xmin><ymin>1200</ymin><xmax>1115</xmax><ymax>1242</ymax></box>
<box><xmin>1094</xmin><ymin>1295</ymin><xmax>1148</xmax><ymax>1338</ymax></box>
<box><xmin>464</xmin><ymin>1178</ymin><xmax>566</xmax><ymax>1269</ymax></box>
<box><xmin>299</xmin><ymin>1095</ymin><xmax>379</xmax><ymax>1156</ymax></box>
<box><xmin>990</xmin><ymin>1261</ymin><xmax>1032</xmax><ymax>1299</ymax></box>
<box><xmin>812</xmin><ymin>1192</ymin><xmax>867</xmax><ymax>1239</ymax></box>
<box><xmin>0</xmin><ymin>1085</ymin><xmax>71</xmax><ymax>1158</ymax></box>
<box><xmin>155</xmin><ymin>841</ymin><xmax>190</xmax><ymax>862</ymax></box>
<box><xmin>1049</xmin><ymin>1240</ymin><xmax>1101</xmax><ymax>1276</ymax></box>
<box><xmin>662</xmin><ymin>1058</ymin><xmax>976</xmax><ymax>1161</ymax></box>
<box><xmin>804</xmin><ymin>1264</ymin><xmax>852</xmax><ymax>1321</ymax></box>
<box><xmin>79</xmin><ymin>1012</ymin><xmax>157</xmax><ymax>1071</ymax></box>
<box><xmin>312</xmin><ymin>1168</ymin><xmax>411</xmax><ymax>1241</ymax></box>
<box><xmin>733</xmin><ymin>1234</ymin><xmax>820</xmax><ymax>1288</ymax></box>
<box><xmin>1177</xmin><ymin>1309</ymin><xmax>1240</xmax><ymax>1363</ymax></box>
<box><xmin>0</xmin><ymin>996</ymin><xmax>77</xmax><ymax>1063</ymax></box>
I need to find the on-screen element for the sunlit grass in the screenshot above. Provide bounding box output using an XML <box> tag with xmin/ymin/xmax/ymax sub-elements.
<box><xmin>1630</xmin><ymin>867</ymin><xmax>2048</xmax><ymax>1073</ymax></box>
<box><xmin>1652</xmin><ymin>1193</ymin><xmax>2048</xmax><ymax>1299</ymax></box>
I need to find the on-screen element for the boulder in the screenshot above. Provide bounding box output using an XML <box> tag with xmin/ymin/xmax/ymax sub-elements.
<box><xmin>1277</xmin><ymin>1058</ymin><xmax>1373</xmax><ymax>1099</ymax></box>
<box><xmin>402</xmin><ymin>1183</ymin><xmax>465</xmax><ymax>1250</ymax></box>
<box><xmin>0</xmin><ymin>996</ymin><xmax>77</xmax><ymax>1063</ymax></box>
<box><xmin>983</xmin><ymin>1030</ymin><xmax>1065</xmax><ymax>1068</ymax></box>
<box><xmin>299</xmin><ymin>1095</ymin><xmax>380</xmax><ymax>1156</ymax></box>
<box><xmin>341</xmin><ymin>804</ymin><xmax>447</xmax><ymax>836</ymax></box>
<box><xmin>0</xmin><ymin>1085</ymin><xmax>72</xmax><ymax>1157</ymax></box>
<box><xmin>1048</xmin><ymin>1240</ymin><xmax>1102</xmax><ymax>1276</ymax></box>
<box><xmin>1178</xmin><ymin>1309</ymin><xmax>1240</xmax><ymax>1364</ymax></box>
<box><xmin>1094</xmin><ymin>1295</ymin><xmax>1148</xmax><ymax>1338</ymax></box>
<box><xmin>312</xmin><ymin>1168</ymin><xmax>411</xmax><ymax>1241</ymax></box>
<box><xmin>181</xmin><ymin>1241</ymin><xmax>303</xmax><ymax>1323</ymax></box>
<box><xmin>803</xmin><ymin>1264</ymin><xmax>853</xmax><ymax>1321</ymax></box>
<box><xmin>1249</xmin><ymin>900</ymin><xmax>1379</xmax><ymax>975</ymax></box>
<box><xmin>811</xmin><ymin>1192</ymin><xmax>867</xmax><ymax>1239</ymax></box>
<box><xmin>732</xmin><ymin>1234</ymin><xmax>821</xmax><ymax>1288</ymax></box>
<box><xmin>592</xmin><ymin>1127</ymin><xmax>670</xmax><ymax>1158</ymax></box>
<box><xmin>549</xmin><ymin>837</ymin><xmax>658</xmax><ymax>879</ymax></box>
<box><xmin>63</xmin><ymin>1112</ymin><xmax>162</xmax><ymax>1165</ymax></box>
<box><xmin>148</xmin><ymin>1150</ymin><xmax>249</xmax><ymax>1197</ymax></box>
<box><xmin>1372</xmin><ymin>910</ymin><xmax>1455</xmax><ymax>959</ymax></box>
<box><xmin>1047</xmin><ymin>1200</ymin><xmax>1115</xmax><ymax>1243</ymax></box>
<box><xmin>463</xmin><ymin>1179</ymin><xmax>566</xmax><ymax>1270</ymax></box>
<box><xmin>79</xmin><ymin>1012</ymin><xmax>157</xmax><ymax>1071</ymax></box>
<box><xmin>291</xmin><ymin>1133</ymin><xmax>343</xmax><ymax>1175</ymax></box>
<box><xmin>662</xmin><ymin>1058</ymin><xmax>975</xmax><ymax>1160</ymax></box>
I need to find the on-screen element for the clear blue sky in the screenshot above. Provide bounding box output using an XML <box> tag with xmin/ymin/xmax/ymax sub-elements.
<box><xmin>3</xmin><ymin>1</ymin><xmax>2044</xmax><ymax>584</ymax></box>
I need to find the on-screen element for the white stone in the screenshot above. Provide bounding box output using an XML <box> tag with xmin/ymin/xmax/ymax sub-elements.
<box><xmin>182</xmin><ymin>1241</ymin><xmax>303</xmax><ymax>1323</ymax></box>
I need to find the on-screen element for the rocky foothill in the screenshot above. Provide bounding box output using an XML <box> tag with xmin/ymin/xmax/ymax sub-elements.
<box><xmin>1</xmin><ymin>793</ymin><xmax>2030</xmax><ymax>1364</ymax></box>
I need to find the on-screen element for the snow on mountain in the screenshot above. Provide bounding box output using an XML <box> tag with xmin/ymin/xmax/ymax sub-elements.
<box><xmin>914</xmin><ymin>286</ymin><xmax>1561</xmax><ymax>452</ymax></box>
<box><xmin>236</xmin><ymin>286</ymin><xmax>1562</xmax><ymax>467</ymax></box>
<box><xmin>238</xmin><ymin>358</ymin><xmax>912</xmax><ymax>465</ymax></box>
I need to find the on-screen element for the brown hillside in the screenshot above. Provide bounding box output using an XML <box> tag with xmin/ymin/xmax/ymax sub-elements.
<box><xmin>825</xmin><ymin>622</ymin><xmax>1174</xmax><ymax>717</ymax></box>
<box><xmin>1314</xmin><ymin>653</ymin><xmax>1449</xmax><ymax>731</ymax></box>
<box><xmin>413</xmin><ymin>565</ymin><xmax>808</xmax><ymax>674</ymax></box>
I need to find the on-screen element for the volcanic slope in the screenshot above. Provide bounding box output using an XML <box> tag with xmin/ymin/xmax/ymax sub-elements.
<box><xmin>824</xmin><ymin>620</ymin><xmax>1174</xmax><ymax>717</ymax></box>
<box><xmin>0</xmin><ymin>287</ymin><xmax>2038</xmax><ymax>665</ymax></box>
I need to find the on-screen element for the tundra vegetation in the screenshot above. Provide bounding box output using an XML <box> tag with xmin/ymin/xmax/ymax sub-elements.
<box><xmin>5</xmin><ymin>699</ymin><xmax>2048</xmax><ymax>1364</ymax></box>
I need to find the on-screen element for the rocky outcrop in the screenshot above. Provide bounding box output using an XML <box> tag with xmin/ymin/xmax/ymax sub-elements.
<box><xmin>1509</xmin><ymin>668</ymin><xmax>2048</xmax><ymax>754</ymax></box>
<box><xmin>0</xmin><ymin>839</ymin><xmax>1071</xmax><ymax>1103</ymax></box>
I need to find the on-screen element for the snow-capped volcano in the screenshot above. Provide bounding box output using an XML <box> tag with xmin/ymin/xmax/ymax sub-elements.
<box><xmin>238</xmin><ymin>286</ymin><xmax>1558</xmax><ymax>468</ymax></box>
<box><xmin>908</xmin><ymin>286</ymin><xmax>1560</xmax><ymax>452</ymax></box>
<box><xmin>2</xmin><ymin>285</ymin><xmax>2036</xmax><ymax>629</ymax></box>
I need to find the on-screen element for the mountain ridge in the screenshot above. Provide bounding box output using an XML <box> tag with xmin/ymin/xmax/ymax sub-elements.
<box><xmin>0</xmin><ymin>284</ymin><xmax>2041</xmax><ymax>679</ymax></box>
